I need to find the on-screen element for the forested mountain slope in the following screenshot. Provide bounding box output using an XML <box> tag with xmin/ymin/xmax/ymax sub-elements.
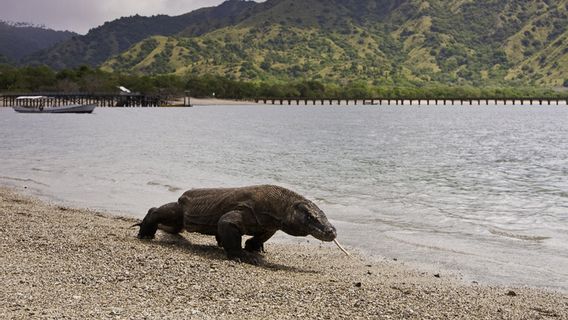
<box><xmin>23</xmin><ymin>0</ymin><xmax>568</xmax><ymax>86</ymax></box>
<box><xmin>24</xmin><ymin>0</ymin><xmax>256</xmax><ymax>69</ymax></box>
<box><xmin>0</xmin><ymin>21</ymin><xmax>77</xmax><ymax>62</ymax></box>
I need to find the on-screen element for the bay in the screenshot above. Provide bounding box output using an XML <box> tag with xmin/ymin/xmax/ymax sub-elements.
<box><xmin>1</xmin><ymin>105</ymin><xmax>567</xmax><ymax>291</ymax></box>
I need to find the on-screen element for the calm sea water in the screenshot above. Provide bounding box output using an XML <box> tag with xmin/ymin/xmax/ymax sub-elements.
<box><xmin>1</xmin><ymin>105</ymin><xmax>567</xmax><ymax>291</ymax></box>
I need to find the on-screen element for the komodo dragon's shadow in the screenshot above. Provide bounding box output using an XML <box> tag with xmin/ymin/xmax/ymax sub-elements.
<box><xmin>142</xmin><ymin>233</ymin><xmax>320</xmax><ymax>274</ymax></box>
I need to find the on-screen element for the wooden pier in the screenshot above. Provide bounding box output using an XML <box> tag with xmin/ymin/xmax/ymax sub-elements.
<box><xmin>254</xmin><ymin>98</ymin><xmax>568</xmax><ymax>106</ymax></box>
<box><xmin>2</xmin><ymin>94</ymin><xmax>566</xmax><ymax>107</ymax></box>
<box><xmin>0</xmin><ymin>93</ymin><xmax>186</xmax><ymax>108</ymax></box>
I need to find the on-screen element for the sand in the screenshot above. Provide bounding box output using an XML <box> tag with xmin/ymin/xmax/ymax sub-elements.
<box><xmin>189</xmin><ymin>98</ymin><xmax>259</xmax><ymax>106</ymax></box>
<box><xmin>1</xmin><ymin>187</ymin><xmax>566</xmax><ymax>319</ymax></box>
<box><xmin>162</xmin><ymin>97</ymin><xmax>259</xmax><ymax>106</ymax></box>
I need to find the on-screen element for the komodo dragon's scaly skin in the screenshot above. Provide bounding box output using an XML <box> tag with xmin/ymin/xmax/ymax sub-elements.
<box><xmin>136</xmin><ymin>185</ymin><xmax>337</xmax><ymax>264</ymax></box>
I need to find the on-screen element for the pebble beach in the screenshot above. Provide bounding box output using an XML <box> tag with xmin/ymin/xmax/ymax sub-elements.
<box><xmin>1</xmin><ymin>187</ymin><xmax>567</xmax><ymax>319</ymax></box>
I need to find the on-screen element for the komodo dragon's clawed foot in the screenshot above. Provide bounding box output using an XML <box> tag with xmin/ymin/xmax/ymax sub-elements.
<box><xmin>227</xmin><ymin>250</ymin><xmax>264</xmax><ymax>265</ymax></box>
<box><xmin>244</xmin><ymin>239</ymin><xmax>265</xmax><ymax>253</ymax></box>
<box><xmin>133</xmin><ymin>222</ymin><xmax>157</xmax><ymax>240</ymax></box>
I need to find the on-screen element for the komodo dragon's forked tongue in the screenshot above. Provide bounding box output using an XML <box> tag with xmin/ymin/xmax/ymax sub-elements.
<box><xmin>333</xmin><ymin>239</ymin><xmax>351</xmax><ymax>256</ymax></box>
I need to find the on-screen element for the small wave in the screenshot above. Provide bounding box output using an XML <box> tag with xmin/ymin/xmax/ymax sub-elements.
<box><xmin>494</xmin><ymin>158</ymin><xmax>519</xmax><ymax>163</ymax></box>
<box><xmin>489</xmin><ymin>229</ymin><xmax>550</xmax><ymax>241</ymax></box>
<box><xmin>147</xmin><ymin>181</ymin><xmax>182</xmax><ymax>193</ymax></box>
<box><xmin>313</xmin><ymin>197</ymin><xmax>338</xmax><ymax>206</ymax></box>
<box><xmin>0</xmin><ymin>175</ymin><xmax>49</xmax><ymax>187</ymax></box>
<box><xmin>383</xmin><ymin>234</ymin><xmax>475</xmax><ymax>256</ymax></box>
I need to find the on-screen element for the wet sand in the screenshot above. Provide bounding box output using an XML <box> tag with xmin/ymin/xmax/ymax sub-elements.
<box><xmin>1</xmin><ymin>187</ymin><xmax>566</xmax><ymax>319</ymax></box>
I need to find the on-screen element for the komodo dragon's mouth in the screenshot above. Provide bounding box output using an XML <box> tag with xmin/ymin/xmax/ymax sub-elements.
<box><xmin>310</xmin><ymin>225</ymin><xmax>350</xmax><ymax>256</ymax></box>
<box><xmin>310</xmin><ymin>224</ymin><xmax>337</xmax><ymax>242</ymax></box>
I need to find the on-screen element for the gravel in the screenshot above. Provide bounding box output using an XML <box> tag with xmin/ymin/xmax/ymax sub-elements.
<box><xmin>1</xmin><ymin>187</ymin><xmax>566</xmax><ymax>319</ymax></box>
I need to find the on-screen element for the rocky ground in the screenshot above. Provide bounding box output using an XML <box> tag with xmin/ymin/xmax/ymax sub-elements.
<box><xmin>1</xmin><ymin>187</ymin><xmax>566</xmax><ymax>319</ymax></box>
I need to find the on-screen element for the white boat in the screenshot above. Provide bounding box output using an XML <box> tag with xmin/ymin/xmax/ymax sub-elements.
<box><xmin>12</xmin><ymin>96</ymin><xmax>96</xmax><ymax>114</ymax></box>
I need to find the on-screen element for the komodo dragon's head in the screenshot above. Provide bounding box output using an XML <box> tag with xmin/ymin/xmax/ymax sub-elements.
<box><xmin>282</xmin><ymin>200</ymin><xmax>337</xmax><ymax>242</ymax></box>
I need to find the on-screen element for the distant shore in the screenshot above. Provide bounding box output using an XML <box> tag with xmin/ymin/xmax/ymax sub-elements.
<box><xmin>187</xmin><ymin>97</ymin><xmax>259</xmax><ymax>106</ymax></box>
<box><xmin>1</xmin><ymin>186</ymin><xmax>566</xmax><ymax>319</ymax></box>
<box><xmin>2</xmin><ymin>96</ymin><xmax>567</xmax><ymax>108</ymax></box>
<box><xmin>163</xmin><ymin>97</ymin><xmax>260</xmax><ymax>106</ymax></box>
<box><xmin>186</xmin><ymin>97</ymin><xmax>568</xmax><ymax>106</ymax></box>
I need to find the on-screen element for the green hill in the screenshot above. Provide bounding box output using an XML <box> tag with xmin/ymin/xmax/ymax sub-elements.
<box><xmin>28</xmin><ymin>0</ymin><xmax>568</xmax><ymax>87</ymax></box>
<box><xmin>0</xmin><ymin>21</ymin><xmax>77</xmax><ymax>62</ymax></box>
<box><xmin>102</xmin><ymin>0</ymin><xmax>568</xmax><ymax>87</ymax></box>
<box><xmin>24</xmin><ymin>0</ymin><xmax>256</xmax><ymax>69</ymax></box>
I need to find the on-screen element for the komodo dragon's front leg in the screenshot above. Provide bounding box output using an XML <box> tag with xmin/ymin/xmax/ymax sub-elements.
<box><xmin>245</xmin><ymin>230</ymin><xmax>276</xmax><ymax>253</ymax></box>
<box><xmin>217</xmin><ymin>210</ymin><xmax>263</xmax><ymax>265</ymax></box>
<box><xmin>136</xmin><ymin>202</ymin><xmax>184</xmax><ymax>239</ymax></box>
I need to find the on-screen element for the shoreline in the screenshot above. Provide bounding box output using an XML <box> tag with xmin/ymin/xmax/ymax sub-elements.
<box><xmin>183</xmin><ymin>98</ymin><xmax>568</xmax><ymax>107</ymax></box>
<box><xmin>188</xmin><ymin>97</ymin><xmax>259</xmax><ymax>106</ymax></box>
<box><xmin>3</xmin><ymin>97</ymin><xmax>567</xmax><ymax>108</ymax></box>
<box><xmin>1</xmin><ymin>186</ymin><xmax>566</xmax><ymax>319</ymax></box>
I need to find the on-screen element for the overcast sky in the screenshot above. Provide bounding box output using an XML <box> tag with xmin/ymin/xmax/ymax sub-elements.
<box><xmin>0</xmin><ymin>0</ymin><xmax>234</xmax><ymax>34</ymax></box>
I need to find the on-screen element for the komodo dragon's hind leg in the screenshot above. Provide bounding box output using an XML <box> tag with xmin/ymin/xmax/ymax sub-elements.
<box><xmin>136</xmin><ymin>203</ymin><xmax>184</xmax><ymax>239</ymax></box>
<box><xmin>217</xmin><ymin>210</ymin><xmax>263</xmax><ymax>265</ymax></box>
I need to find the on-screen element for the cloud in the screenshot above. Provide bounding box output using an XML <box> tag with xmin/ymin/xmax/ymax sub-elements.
<box><xmin>0</xmin><ymin>0</ymin><xmax>228</xmax><ymax>34</ymax></box>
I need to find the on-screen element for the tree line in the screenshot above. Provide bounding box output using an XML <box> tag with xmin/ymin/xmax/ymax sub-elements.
<box><xmin>0</xmin><ymin>64</ymin><xmax>565</xmax><ymax>99</ymax></box>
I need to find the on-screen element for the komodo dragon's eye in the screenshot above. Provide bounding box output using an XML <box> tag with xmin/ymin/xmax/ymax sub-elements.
<box><xmin>302</xmin><ymin>207</ymin><xmax>318</xmax><ymax>223</ymax></box>
<box><xmin>295</xmin><ymin>203</ymin><xmax>312</xmax><ymax>218</ymax></box>
<box><xmin>305</xmin><ymin>211</ymin><xmax>316</xmax><ymax>222</ymax></box>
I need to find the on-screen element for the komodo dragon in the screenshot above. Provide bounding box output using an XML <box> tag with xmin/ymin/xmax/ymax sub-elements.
<box><xmin>135</xmin><ymin>185</ymin><xmax>347</xmax><ymax>264</ymax></box>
